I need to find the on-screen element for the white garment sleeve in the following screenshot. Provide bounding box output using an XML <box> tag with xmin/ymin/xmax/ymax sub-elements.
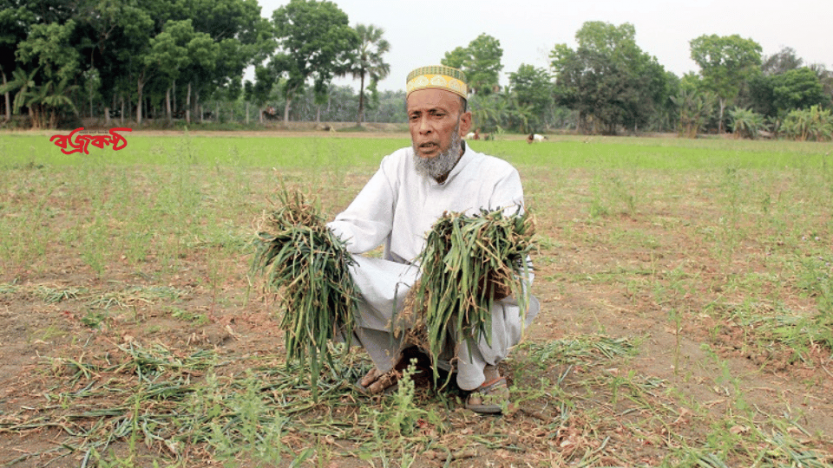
<box><xmin>327</xmin><ymin>159</ymin><xmax>396</xmax><ymax>254</ymax></box>
<box><xmin>488</xmin><ymin>166</ymin><xmax>525</xmax><ymax>214</ymax></box>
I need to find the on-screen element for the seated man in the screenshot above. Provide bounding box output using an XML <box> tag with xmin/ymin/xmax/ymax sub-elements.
<box><xmin>327</xmin><ymin>65</ymin><xmax>539</xmax><ymax>414</ymax></box>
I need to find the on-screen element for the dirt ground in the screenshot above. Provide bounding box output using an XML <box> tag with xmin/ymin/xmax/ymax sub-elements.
<box><xmin>0</xmin><ymin>130</ymin><xmax>831</xmax><ymax>467</ymax></box>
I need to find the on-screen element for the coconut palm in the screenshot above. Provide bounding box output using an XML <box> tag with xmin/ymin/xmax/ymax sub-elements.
<box><xmin>348</xmin><ymin>24</ymin><xmax>390</xmax><ymax>126</ymax></box>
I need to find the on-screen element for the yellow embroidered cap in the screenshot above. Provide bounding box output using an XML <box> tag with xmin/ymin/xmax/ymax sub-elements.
<box><xmin>406</xmin><ymin>65</ymin><xmax>468</xmax><ymax>99</ymax></box>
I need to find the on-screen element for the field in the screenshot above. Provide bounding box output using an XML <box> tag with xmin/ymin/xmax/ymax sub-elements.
<box><xmin>1</xmin><ymin>130</ymin><xmax>832</xmax><ymax>467</ymax></box>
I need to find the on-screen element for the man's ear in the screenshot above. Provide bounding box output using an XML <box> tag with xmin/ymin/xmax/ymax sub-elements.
<box><xmin>459</xmin><ymin>111</ymin><xmax>473</xmax><ymax>136</ymax></box>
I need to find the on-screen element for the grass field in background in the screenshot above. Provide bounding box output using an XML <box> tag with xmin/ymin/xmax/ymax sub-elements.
<box><xmin>2</xmin><ymin>131</ymin><xmax>830</xmax><ymax>168</ymax></box>
<box><xmin>0</xmin><ymin>132</ymin><xmax>831</xmax><ymax>467</ymax></box>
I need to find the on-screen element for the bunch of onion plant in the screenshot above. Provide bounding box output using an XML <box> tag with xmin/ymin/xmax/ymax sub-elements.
<box><xmin>409</xmin><ymin>207</ymin><xmax>535</xmax><ymax>379</ymax></box>
<box><xmin>252</xmin><ymin>189</ymin><xmax>358</xmax><ymax>399</ymax></box>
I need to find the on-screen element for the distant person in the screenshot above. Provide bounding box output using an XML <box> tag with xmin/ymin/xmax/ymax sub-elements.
<box><xmin>327</xmin><ymin>65</ymin><xmax>539</xmax><ymax>414</ymax></box>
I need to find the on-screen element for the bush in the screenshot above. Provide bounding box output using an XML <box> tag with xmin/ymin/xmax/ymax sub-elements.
<box><xmin>782</xmin><ymin>106</ymin><xmax>833</xmax><ymax>141</ymax></box>
<box><xmin>729</xmin><ymin>107</ymin><xmax>766</xmax><ymax>139</ymax></box>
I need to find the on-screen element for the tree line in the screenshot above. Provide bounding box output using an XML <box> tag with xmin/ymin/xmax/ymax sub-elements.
<box><xmin>448</xmin><ymin>24</ymin><xmax>832</xmax><ymax>140</ymax></box>
<box><xmin>0</xmin><ymin>0</ymin><xmax>395</xmax><ymax>129</ymax></box>
<box><xmin>2</xmin><ymin>0</ymin><xmax>831</xmax><ymax>140</ymax></box>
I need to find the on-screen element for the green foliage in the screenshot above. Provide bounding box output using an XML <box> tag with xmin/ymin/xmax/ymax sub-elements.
<box><xmin>747</xmin><ymin>67</ymin><xmax>828</xmax><ymax>121</ymax></box>
<box><xmin>0</xmin><ymin>0</ymin><xmax>270</xmax><ymax>128</ymax></box>
<box><xmin>550</xmin><ymin>21</ymin><xmax>670</xmax><ymax>135</ymax></box>
<box><xmin>347</xmin><ymin>24</ymin><xmax>390</xmax><ymax>125</ymax></box>
<box><xmin>670</xmin><ymin>88</ymin><xmax>716</xmax><ymax>138</ymax></box>
<box><xmin>372</xmin><ymin>362</ymin><xmax>431</xmax><ymax>438</ymax></box>
<box><xmin>0</xmin><ymin>67</ymin><xmax>38</xmax><ymax>115</ymax></box>
<box><xmin>689</xmin><ymin>34</ymin><xmax>762</xmax><ymax>133</ymax></box>
<box><xmin>441</xmin><ymin>33</ymin><xmax>504</xmax><ymax>95</ymax></box>
<box><xmin>16</xmin><ymin>20</ymin><xmax>80</xmax><ymax>83</ymax></box>
<box><xmin>745</xmin><ymin>71</ymin><xmax>777</xmax><ymax>118</ymax></box>
<box><xmin>269</xmin><ymin>0</ymin><xmax>359</xmax><ymax>121</ymax></box>
<box><xmin>465</xmin><ymin>33</ymin><xmax>504</xmax><ymax>95</ymax></box>
<box><xmin>467</xmin><ymin>92</ymin><xmax>508</xmax><ymax>133</ymax></box>
<box><xmin>772</xmin><ymin>68</ymin><xmax>827</xmax><ymax>114</ymax></box>
<box><xmin>729</xmin><ymin>107</ymin><xmax>765</xmax><ymax>139</ymax></box>
<box><xmin>782</xmin><ymin>105</ymin><xmax>833</xmax><ymax>141</ymax></box>
<box><xmin>508</xmin><ymin>64</ymin><xmax>553</xmax><ymax>132</ymax></box>
<box><xmin>8</xmin><ymin>19</ymin><xmax>81</xmax><ymax>128</ymax></box>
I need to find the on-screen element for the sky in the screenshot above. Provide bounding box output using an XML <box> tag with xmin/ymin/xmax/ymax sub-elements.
<box><xmin>255</xmin><ymin>0</ymin><xmax>832</xmax><ymax>92</ymax></box>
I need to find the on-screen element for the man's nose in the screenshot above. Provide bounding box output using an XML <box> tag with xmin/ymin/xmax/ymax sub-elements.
<box><xmin>418</xmin><ymin>116</ymin><xmax>432</xmax><ymax>134</ymax></box>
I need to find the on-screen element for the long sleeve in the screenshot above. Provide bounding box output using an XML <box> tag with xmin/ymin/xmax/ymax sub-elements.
<box><xmin>488</xmin><ymin>166</ymin><xmax>525</xmax><ymax>215</ymax></box>
<box><xmin>327</xmin><ymin>156</ymin><xmax>398</xmax><ymax>254</ymax></box>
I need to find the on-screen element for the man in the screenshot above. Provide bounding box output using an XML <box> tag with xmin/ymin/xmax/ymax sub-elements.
<box><xmin>327</xmin><ymin>65</ymin><xmax>539</xmax><ymax>414</ymax></box>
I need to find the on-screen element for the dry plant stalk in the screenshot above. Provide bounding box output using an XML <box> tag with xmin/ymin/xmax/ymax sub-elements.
<box><xmin>408</xmin><ymin>208</ymin><xmax>535</xmax><ymax>377</ymax></box>
<box><xmin>251</xmin><ymin>188</ymin><xmax>358</xmax><ymax>398</ymax></box>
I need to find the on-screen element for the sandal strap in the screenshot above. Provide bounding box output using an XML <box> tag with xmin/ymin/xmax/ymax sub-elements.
<box><xmin>477</xmin><ymin>376</ymin><xmax>507</xmax><ymax>393</ymax></box>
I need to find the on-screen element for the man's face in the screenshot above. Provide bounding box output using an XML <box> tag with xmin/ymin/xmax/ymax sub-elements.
<box><xmin>406</xmin><ymin>88</ymin><xmax>471</xmax><ymax>159</ymax></box>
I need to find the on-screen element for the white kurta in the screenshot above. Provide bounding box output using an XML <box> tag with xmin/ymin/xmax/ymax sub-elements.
<box><xmin>327</xmin><ymin>143</ymin><xmax>539</xmax><ymax>390</ymax></box>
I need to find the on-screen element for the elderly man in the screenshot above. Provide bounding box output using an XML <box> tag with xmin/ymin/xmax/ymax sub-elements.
<box><xmin>327</xmin><ymin>65</ymin><xmax>538</xmax><ymax>414</ymax></box>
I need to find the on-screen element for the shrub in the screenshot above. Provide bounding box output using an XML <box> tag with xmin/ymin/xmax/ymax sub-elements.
<box><xmin>782</xmin><ymin>105</ymin><xmax>833</xmax><ymax>141</ymax></box>
<box><xmin>729</xmin><ymin>107</ymin><xmax>766</xmax><ymax>139</ymax></box>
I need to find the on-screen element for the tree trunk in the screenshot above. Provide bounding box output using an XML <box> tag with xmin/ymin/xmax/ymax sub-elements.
<box><xmin>196</xmin><ymin>89</ymin><xmax>202</xmax><ymax>123</ymax></box>
<box><xmin>186</xmin><ymin>82</ymin><xmax>191</xmax><ymax>124</ymax></box>
<box><xmin>105</xmin><ymin>106</ymin><xmax>110</xmax><ymax>125</ymax></box>
<box><xmin>137</xmin><ymin>78</ymin><xmax>144</xmax><ymax>124</ymax></box>
<box><xmin>316</xmin><ymin>105</ymin><xmax>320</xmax><ymax>123</ymax></box>
<box><xmin>718</xmin><ymin>98</ymin><xmax>726</xmax><ymax>134</ymax></box>
<box><xmin>283</xmin><ymin>98</ymin><xmax>291</xmax><ymax>123</ymax></box>
<box><xmin>89</xmin><ymin>88</ymin><xmax>93</xmax><ymax>118</ymax></box>
<box><xmin>172</xmin><ymin>80</ymin><xmax>176</xmax><ymax>113</ymax></box>
<box><xmin>246</xmin><ymin>102</ymin><xmax>249</xmax><ymax>124</ymax></box>
<box><xmin>120</xmin><ymin>95</ymin><xmax>125</xmax><ymax>124</ymax></box>
<box><xmin>2</xmin><ymin>69</ymin><xmax>10</xmax><ymax>122</ymax></box>
<box><xmin>215</xmin><ymin>101</ymin><xmax>219</xmax><ymax>122</ymax></box>
<box><xmin>166</xmin><ymin>87</ymin><xmax>172</xmax><ymax>122</ymax></box>
<box><xmin>357</xmin><ymin>72</ymin><xmax>365</xmax><ymax>126</ymax></box>
<box><xmin>259</xmin><ymin>107</ymin><xmax>263</xmax><ymax>123</ymax></box>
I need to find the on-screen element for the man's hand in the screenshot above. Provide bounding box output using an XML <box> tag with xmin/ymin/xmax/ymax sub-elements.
<box><xmin>479</xmin><ymin>270</ymin><xmax>511</xmax><ymax>302</ymax></box>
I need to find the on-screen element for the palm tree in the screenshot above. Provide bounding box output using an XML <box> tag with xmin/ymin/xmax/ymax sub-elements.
<box><xmin>348</xmin><ymin>24</ymin><xmax>390</xmax><ymax>126</ymax></box>
<box><xmin>0</xmin><ymin>67</ymin><xmax>39</xmax><ymax>121</ymax></box>
<box><xmin>0</xmin><ymin>68</ymin><xmax>78</xmax><ymax>129</ymax></box>
<box><xmin>39</xmin><ymin>78</ymin><xmax>78</xmax><ymax>128</ymax></box>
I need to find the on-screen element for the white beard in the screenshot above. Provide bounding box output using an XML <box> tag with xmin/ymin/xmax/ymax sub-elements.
<box><xmin>412</xmin><ymin>125</ymin><xmax>463</xmax><ymax>180</ymax></box>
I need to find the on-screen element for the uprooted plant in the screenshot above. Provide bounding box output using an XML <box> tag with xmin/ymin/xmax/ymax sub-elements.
<box><xmin>406</xmin><ymin>207</ymin><xmax>536</xmax><ymax>381</ymax></box>
<box><xmin>251</xmin><ymin>188</ymin><xmax>358</xmax><ymax>398</ymax></box>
